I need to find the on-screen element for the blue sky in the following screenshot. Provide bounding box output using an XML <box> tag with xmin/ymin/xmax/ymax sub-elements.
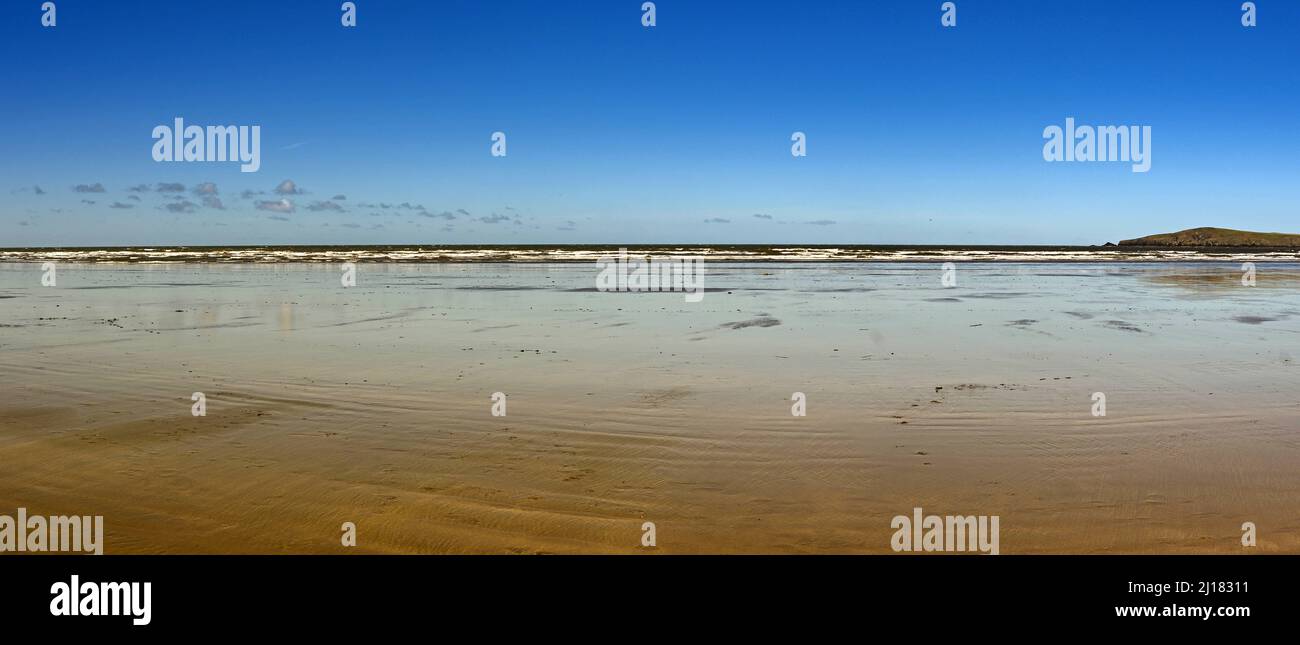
<box><xmin>2</xmin><ymin>0</ymin><xmax>1297</xmax><ymax>246</ymax></box>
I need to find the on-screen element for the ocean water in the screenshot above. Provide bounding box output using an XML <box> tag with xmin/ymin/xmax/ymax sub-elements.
<box><xmin>1</xmin><ymin>245</ymin><xmax>1298</xmax><ymax>263</ymax></box>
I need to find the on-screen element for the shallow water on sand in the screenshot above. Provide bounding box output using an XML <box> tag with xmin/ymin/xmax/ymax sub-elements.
<box><xmin>1</xmin><ymin>262</ymin><xmax>1298</xmax><ymax>553</ymax></box>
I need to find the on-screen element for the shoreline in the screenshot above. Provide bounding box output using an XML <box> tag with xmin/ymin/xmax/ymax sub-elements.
<box><xmin>2</xmin><ymin>261</ymin><xmax>1298</xmax><ymax>553</ymax></box>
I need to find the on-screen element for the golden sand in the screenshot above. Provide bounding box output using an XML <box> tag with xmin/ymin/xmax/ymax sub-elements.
<box><xmin>2</xmin><ymin>262</ymin><xmax>1297</xmax><ymax>553</ymax></box>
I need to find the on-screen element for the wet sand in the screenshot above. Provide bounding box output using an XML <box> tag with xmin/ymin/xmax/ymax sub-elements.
<box><xmin>2</xmin><ymin>261</ymin><xmax>1299</xmax><ymax>553</ymax></box>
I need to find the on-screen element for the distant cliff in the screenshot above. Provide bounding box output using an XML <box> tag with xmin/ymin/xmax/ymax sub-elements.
<box><xmin>1118</xmin><ymin>227</ymin><xmax>1300</xmax><ymax>247</ymax></box>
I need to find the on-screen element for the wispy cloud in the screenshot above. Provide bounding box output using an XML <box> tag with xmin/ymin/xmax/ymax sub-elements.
<box><xmin>306</xmin><ymin>200</ymin><xmax>345</xmax><ymax>212</ymax></box>
<box><xmin>257</xmin><ymin>198</ymin><xmax>295</xmax><ymax>214</ymax></box>
<box><xmin>73</xmin><ymin>183</ymin><xmax>106</xmax><ymax>193</ymax></box>
<box><xmin>165</xmin><ymin>200</ymin><xmax>199</xmax><ymax>213</ymax></box>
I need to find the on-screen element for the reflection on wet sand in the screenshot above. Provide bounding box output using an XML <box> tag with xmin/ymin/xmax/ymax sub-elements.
<box><xmin>1142</xmin><ymin>267</ymin><xmax>1300</xmax><ymax>292</ymax></box>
